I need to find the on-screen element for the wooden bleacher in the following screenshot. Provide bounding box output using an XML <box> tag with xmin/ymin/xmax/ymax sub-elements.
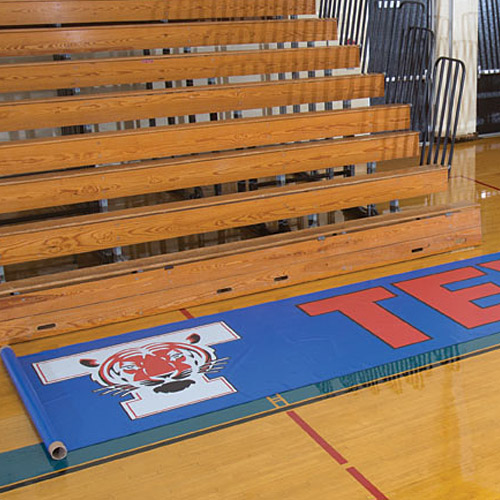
<box><xmin>0</xmin><ymin>0</ymin><xmax>481</xmax><ymax>344</ymax></box>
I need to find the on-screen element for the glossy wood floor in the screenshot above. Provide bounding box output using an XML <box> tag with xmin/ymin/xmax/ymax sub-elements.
<box><xmin>2</xmin><ymin>136</ymin><xmax>500</xmax><ymax>499</ymax></box>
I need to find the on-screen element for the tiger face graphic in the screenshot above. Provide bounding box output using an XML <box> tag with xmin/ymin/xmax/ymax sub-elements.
<box><xmin>80</xmin><ymin>333</ymin><xmax>228</xmax><ymax>398</ymax></box>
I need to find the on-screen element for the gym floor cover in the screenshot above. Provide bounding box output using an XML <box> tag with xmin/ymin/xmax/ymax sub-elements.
<box><xmin>4</xmin><ymin>250</ymin><xmax>500</xmax><ymax>491</ymax></box>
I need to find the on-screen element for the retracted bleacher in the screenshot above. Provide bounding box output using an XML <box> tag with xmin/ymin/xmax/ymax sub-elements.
<box><xmin>0</xmin><ymin>0</ymin><xmax>481</xmax><ymax>344</ymax></box>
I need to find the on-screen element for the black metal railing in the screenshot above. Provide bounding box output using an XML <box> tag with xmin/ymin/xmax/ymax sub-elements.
<box><xmin>365</xmin><ymin>0</ymin><xmax>428</xmax><ymax>76</ymax></box>
<box><xmin>319</xmin><ymin>0</ymin><xmax>369</xmax><ymax>49</ymax></box>
<box><xmin>319</xmin><ymin>0</ymin><xmax>431</xmax><ymax>99</ymax></box>
<box><xmin>479</xmin><ymin>0</ymin><xmax>500</xmax><ymax>75</ymax></box>
<box><xmin>420</xmin><ymin>57</ymin><xmax>466</xmax><ymax>170</ymax></box>
<box><xmin>386</xmin><ymin>25</ymin><xmax>435</xmax><ymax>133</ymax></box>
<box><xmin>478</xmin><ymin>0</ymin><xmax>500</xmax><ymax>134</ymax></box>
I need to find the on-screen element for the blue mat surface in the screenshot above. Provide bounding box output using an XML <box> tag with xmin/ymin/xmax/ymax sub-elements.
<box><xmin>10</xmin><ymin>252</ymin><xmax>500</xmax><ymax>452</ymax></box>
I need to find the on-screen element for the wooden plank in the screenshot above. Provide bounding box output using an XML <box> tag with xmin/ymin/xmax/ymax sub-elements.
<box><xmin>0</xmin><ymin>166</ymin><xmax>448</xmax><ymax>266</ymax></box>
<box><xmin>0</xmin><ymin>19</ymin><xmax>336</xmax><ymax>56</ymax></box>
<box><xmin>0</xmin><ymin>203</ymin><xmax>480</xmax><ymax>321</ymax></box>
<box><xmin>0</xmin><ymin>74</ymin><xmax>383</xmax><ymax>132</ymax></box>
<box><xmin>0</xmin><ymin>131</ymin><xmax>418</xmax><ymax>213</ymax></box>
<box><xmin>0</xmin><ymin>46</ymin><xmax>360</xmax><ymax>93</ymax></box>
<box><xmin>0</xmin><ymin>0</ymin><xmax>316</xmax><ymax>26</ymax></box>
<box><xmin>0</xmin><ymin>202</ymin><xmax>471</xmax><ymax>296</ymax></box>
<box><xmin>0</xmin><ymin>104</ymin><xmax>410</xmax><ymax>175</ymax></box>
<box><xmin>0</xmin><ymin>203</ymin><xmax>481</xmax><ymax>343</ymax></box>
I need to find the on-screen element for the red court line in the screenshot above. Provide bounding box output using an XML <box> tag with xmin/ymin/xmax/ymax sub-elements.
<box><xmin>347</xmin><ymin>467</ymin><xmax>389</xmax><ymax>500</ymax></box>
<box><xmin>287</xmin><ymin>410</ymin><xmax>347</xmax><ymax>464</ymax></box>
<box><xmin>287</xmin><ymin>410</ymin><xmax>389</xmax><ymax>499</ymax></box>
<box><xmin>180</xmin><ymin>308</ymin><xmax>195</xmax><ymax>319</ymax></box>
<box><xmin>459</xmin><ymin>174</ymin><xmax>500</xmax><ymax>192</ymax></box>
<box><xmin>183</xmin><ymin>308</ymin><xmax>386</xmax><ymax>496</ymax></box>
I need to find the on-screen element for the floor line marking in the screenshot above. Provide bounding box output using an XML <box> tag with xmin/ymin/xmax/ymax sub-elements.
<box><xmin>267</xmin><ymin>393</ymin><xmax>289</xmax><ymax>408</ymax></box>
<box><xmin>459</xmin><ymin>174</ymin><xmax>500</xmax><ymax>192</ymax></box>
<box><xmin>287</xmin><ymin>410</ymin><xmax>389</xmax><ymax>499</ymax></box>
<box><xmin>180</xmin><ymin>308</ymin><xmax>195</xmax><ymax>319</ymax></box>
<box><xmin>346</xmin><ymin>466</ymin><xmax>389</xmax><ymax>500</ymax></box>
<box><xmin>286</xmin><ymin>410</ymin><xmax>348</xmax><ymax>465</ymax></box>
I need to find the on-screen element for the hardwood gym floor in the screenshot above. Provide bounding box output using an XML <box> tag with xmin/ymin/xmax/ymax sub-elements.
<box><xmin>1</xmin><ymin>136</ymin><xmax>500</xmax><ymax>499</ymax></box>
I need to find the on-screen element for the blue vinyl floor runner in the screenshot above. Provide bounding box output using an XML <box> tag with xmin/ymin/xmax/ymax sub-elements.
<box><xmin>6</xmin><ymin>252</ymin><xmax>500</xmax><ymax>455</ymax></box>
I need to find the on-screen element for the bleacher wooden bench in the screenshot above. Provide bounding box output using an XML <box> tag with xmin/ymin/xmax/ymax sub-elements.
<box><xmin>0</xmin><ymin>0</ymin><xmax>481</xmax><ymax>344</ymax></box>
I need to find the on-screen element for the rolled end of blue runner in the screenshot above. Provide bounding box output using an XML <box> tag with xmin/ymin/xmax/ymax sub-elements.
<box><xmin>1</xmin><ymin>346</ymin><xmax>68</xmax><ymax>461</ymax></box>
<box><xmin>48</xmin><ymin>441</ymin><xmax>68</xmax><ymax>460</ymax></box>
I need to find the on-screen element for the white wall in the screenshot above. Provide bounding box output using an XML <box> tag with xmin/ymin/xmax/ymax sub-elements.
<box><xmin>436</xmin><ymin>0</ymin><xmax>478</xmax><ymax>138</ymax></box>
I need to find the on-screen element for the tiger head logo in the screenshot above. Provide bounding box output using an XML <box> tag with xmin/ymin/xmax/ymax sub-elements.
<box><xmin>80</xmin><ymin>333</ymin><xmax>228</xmax><ymax>398</ymax></box>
